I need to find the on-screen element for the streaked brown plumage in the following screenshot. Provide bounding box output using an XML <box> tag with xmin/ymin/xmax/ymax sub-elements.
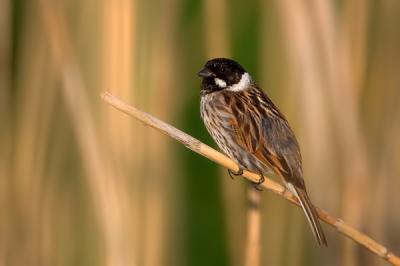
<box><xmin>198</xmin><ymin>58</ymin><xmax>327</xmax><ymax>246</ymax></box>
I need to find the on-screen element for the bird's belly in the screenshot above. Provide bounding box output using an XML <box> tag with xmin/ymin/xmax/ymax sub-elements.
<box><xmin>211</xmin><ymin>127</ymin><xmax>268</xmax><ymax>174</ymax></box>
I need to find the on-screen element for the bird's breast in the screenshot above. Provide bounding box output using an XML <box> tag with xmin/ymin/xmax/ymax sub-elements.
<box><xmin>200</xmin><ymin>93</ymin><xmax>234</xmax><ymax>154</ymax></box>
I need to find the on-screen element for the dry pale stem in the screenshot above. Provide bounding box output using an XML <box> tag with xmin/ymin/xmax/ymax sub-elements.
<box><xmin>101</xmin><ymin>91</ymin><xmax>400</xmax><ymax>266</ymax></box>
<box><xmin>244</xmin><ymin>187</ymin><xmax>261</xmax><ymax>266</ymax></box>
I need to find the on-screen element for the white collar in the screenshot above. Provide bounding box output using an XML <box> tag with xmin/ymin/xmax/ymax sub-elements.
<box><xmin>226</xmin><ymin>72</ymin><xmax>251</xmax><ymax>92</ymax></box>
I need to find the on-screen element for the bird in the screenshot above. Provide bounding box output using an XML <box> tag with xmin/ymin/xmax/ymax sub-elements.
<box><xmin>198</xmin><ymin>58</ymin><xmax>327</xmax><ymax>246</ymax></box>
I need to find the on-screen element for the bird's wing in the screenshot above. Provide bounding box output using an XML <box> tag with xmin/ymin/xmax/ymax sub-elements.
<box><xmin>226</xmin><ymin>89</ymin><xmax>327</xmax><ymax>245</ymax></box>
<box><xmin>227</xmin><ymin>89</ymin><xmax>303</xmax><ymax>185</ymax></box>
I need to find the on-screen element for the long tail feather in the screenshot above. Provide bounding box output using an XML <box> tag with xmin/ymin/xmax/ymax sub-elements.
<box><xmin>288</xmin><ymin>183</ymin><xmax>327</xmax><ymax>246</ymax></box>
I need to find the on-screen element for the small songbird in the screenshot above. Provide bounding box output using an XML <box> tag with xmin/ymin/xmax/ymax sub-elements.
<box><xmin>198</xmin><ymin>58</ymin><xmax>327</xmax><ymax>246</ymax></box>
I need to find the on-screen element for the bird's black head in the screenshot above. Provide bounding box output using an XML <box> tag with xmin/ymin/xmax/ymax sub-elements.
<box><xmin>198</xmin><ymin>58</ymin><xmax>250</xmax><ymax>93</ymax></box>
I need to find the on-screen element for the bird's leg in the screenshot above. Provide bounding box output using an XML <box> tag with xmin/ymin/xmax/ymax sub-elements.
<box><xmin>251</xmin><ymin>173</ymin><xmax>265</xmax><ymax>191</ymax></box>
<box><xmin>228</xmin><ymin>168</ymin><xmax>243</xmax><ymax>179</ymax></box>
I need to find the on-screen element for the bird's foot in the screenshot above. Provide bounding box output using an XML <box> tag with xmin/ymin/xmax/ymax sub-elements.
<box><xmin>228</xmin><ymin>168</ymin><xmax>243</xmax><ymax>179</ymax></box>
<box><xmin>251</xmin><ymin>173</ymin><xmax>265</xmax><ymax>191</ymax></box>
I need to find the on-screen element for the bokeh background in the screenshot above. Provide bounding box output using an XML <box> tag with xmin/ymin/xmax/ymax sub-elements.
<box><xmin>1</xmin><ymin>0</ymin><xmax>400</xmax><ymax>265</ymax></box>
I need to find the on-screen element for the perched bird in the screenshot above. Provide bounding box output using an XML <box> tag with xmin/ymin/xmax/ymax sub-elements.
<box><xmin>198</xmin><ymin>58</ymin><xmax>327</xmax><ymax>246</ymax></box>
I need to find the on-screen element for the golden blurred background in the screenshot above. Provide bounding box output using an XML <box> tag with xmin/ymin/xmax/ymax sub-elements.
<box><xmin>1</xmin><ymin>0</ymin><xmax>400</xmax><ymax>265</ymax></box>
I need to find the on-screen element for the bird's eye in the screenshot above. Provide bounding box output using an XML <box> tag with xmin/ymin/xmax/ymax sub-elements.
<box><xmin>220</xmin><ymin>67</ymin><xmax>225</xmax><ymax>73</ymax></box>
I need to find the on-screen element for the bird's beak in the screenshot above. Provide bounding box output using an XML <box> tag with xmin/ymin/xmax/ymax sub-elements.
<box><xmin>198</xmin><ymin>67</ymin><xmax>214</xmax><ymax>78</ymax></box>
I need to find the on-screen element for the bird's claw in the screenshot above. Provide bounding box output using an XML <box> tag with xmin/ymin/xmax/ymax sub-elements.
<box><xmin>228</xmin><ymin>168</ymin><xmax>243</xmax><ymax>179</ymax></box>
<box><xmin>252</xmin><ymin>173</ymin><xmax>265</xmax><ymax>191</ymax></box>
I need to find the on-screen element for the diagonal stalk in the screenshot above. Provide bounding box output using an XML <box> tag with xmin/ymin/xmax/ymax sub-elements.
<box><xmin>101</xmin><ymin>91</ymin><xmax>400</xmax><ymax>266</ymax></box>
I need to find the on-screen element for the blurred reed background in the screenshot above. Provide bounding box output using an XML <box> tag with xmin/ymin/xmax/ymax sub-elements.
<box><xmin>1</xmin><ymin>0</ymin><xmax>400</xmax><ymax>265</ymax></box>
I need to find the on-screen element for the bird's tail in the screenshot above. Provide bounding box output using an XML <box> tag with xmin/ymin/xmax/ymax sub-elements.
<box><xmin>288</xmin><ymin>183</ymin><xmax>327</xmax><ymax>246</ymax></box>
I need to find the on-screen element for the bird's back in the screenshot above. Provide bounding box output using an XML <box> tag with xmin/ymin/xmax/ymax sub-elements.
<box><xmin>201</xmin><ymin>86</ymin><xmax>302</xmax><ymax>183</ymax></box>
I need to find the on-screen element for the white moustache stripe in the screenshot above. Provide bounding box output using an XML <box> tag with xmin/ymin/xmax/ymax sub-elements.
<box><xmin>214</xmin><ymin>78</ymin><xmax>227</xmax><ymax>88</ymax></box>
<box><xmin>227</xmin><ymin>72</ymin><xmax>251</xmax><ymax>92</ymax></box>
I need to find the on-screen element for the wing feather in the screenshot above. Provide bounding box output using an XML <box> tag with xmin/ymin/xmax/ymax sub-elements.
<box><xmin>221</xmin><ymin>87</ymin><xmax>327</xmax><ymax>245</ymax></box>
<box><xmin>225</xmin><ymin>88</ymin><xmax>303</xmax><ymax>185</ymax></box>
